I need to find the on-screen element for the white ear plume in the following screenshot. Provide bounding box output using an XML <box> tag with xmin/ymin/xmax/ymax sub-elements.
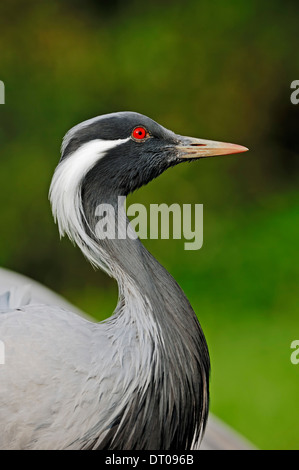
<box><xmin>49</xmin><ymin>138</ymin><xmax>129</xmax><ymax>273</ymax></box>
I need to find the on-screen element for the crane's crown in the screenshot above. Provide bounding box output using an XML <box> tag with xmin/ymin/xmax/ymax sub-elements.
<box><xmin>61</xmin><ymin>112</ymin><xmax>179</xmax><ymax>159</ymax></box>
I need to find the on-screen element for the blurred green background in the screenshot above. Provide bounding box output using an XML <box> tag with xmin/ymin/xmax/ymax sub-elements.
<box><xmin>0</xmin><ymin>0</ymin><xmax>298</xmax><ymax>450</ymax></box>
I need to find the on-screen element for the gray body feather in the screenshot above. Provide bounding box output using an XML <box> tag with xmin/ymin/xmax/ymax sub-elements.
<box><xmin>0</xmin><ymin>284</ymin><xmax>208</xmax><ymax>450</ymax></box>
<box><xmin>0</xmin><ymin>269</ymin><xmax>254</xmax><ymax>450</ymax></box>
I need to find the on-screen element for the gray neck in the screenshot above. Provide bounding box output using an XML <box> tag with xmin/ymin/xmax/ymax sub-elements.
<box><xmin>81</xmin><ymin>181</ymin><xmax>210</xmax><ymax>449</ymax></box>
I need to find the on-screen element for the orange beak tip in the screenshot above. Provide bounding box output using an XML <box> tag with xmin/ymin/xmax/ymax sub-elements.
<box><xmin>227</xmin><ymin>145</ymin><xmax>249</xmax><ymax>155</ymax></box>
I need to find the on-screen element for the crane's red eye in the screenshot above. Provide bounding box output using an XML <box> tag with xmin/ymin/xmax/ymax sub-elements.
<box><xmin>132</xmin><ymin>127</ymin><xmax>148</xmax><ymax>140</ymax></box>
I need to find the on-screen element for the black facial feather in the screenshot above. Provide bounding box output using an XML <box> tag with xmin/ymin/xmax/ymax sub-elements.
<box><xmin>62</xmin><ymin>111</ymin><xmax>182</xmax><ymax>196</ymax></box>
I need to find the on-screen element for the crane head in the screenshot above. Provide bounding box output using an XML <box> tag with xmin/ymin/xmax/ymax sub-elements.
<box><xmin>59</xmin><ymin>111</ymin><xmax>248</xmax><ymax>197</ymax></box>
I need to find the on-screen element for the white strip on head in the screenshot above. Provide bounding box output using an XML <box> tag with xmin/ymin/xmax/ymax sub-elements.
<box><xmin>49</xmin><ymin>138</ymin><xmax>129</xmax><ymax>273</ymax></box>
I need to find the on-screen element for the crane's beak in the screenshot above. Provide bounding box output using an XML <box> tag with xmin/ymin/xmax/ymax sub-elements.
<box><xmin>176</xmin><ymin>136</ymin><xmax>248</xmax><ymax>159</ymax></box>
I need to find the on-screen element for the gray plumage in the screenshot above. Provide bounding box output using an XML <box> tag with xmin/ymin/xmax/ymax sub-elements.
<box><xmin>0</xmin><ymin>268</ymin><xmax>255</xmax><ymax>450</ymax></box>
<box><xmin>0</xmin><ymin>112</ymin><xmax>248</xmax><ymax>450</ymax></box>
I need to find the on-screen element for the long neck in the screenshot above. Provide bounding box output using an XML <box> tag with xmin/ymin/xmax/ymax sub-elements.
<box><xmin>50</xmin><ymin>154</ymin><xmax>210</xmax><ymax>449</ymax></box>
<box><xmin>81</xmin><ymin>174</ymin><xmax>210</xmax><ymax>449</ymax></box>
<box><xmin>81</xmin><ymin>177</ymin><xmax>200</xmax><ymax>333</ymax></box>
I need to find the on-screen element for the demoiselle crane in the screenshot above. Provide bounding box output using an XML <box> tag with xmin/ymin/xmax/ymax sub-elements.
<box><xmin>0</xmin><ymin>112</ymin><xmax>248</xmax><ymax>450</ymax></box>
